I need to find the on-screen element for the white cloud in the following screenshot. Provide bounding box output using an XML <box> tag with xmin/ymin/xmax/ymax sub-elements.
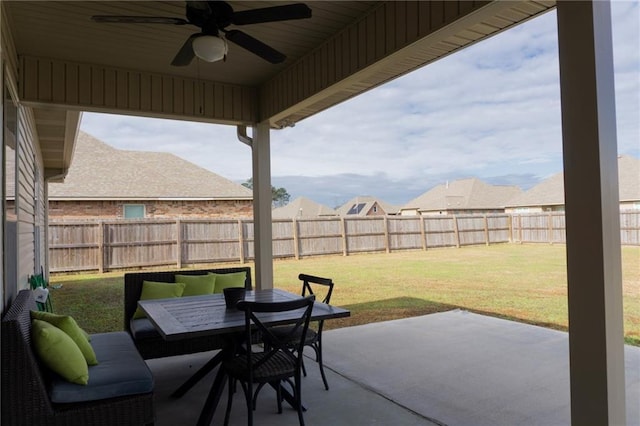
<box><xmin>80</xmin><ymin>5</ymin><xmax>639</xmax><ymax>207</ymax></box>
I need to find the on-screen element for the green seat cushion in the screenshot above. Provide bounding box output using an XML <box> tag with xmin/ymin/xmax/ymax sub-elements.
<box><xmin>133</xmin><ymin>281</ymin><xmax>186</xmax><ymax>319</ymax></box>
<box><xmin>32</xmin><ymin>319</ymin><xmax>89</xmax><ymax>385</ymax></box>
<box><xmin>209</xmin><ymin>271</ymin><xmax>247</xmax><ymax>293</ymax></box>
<box><xmin>175</xmin><ymin>274</ymin><xmax>216</xmax><ymax>297</ymax></box>
<box><xmin>31</xmin><ymin>311</ymin><xmax>98</xmax><ymax>365</ymax></box>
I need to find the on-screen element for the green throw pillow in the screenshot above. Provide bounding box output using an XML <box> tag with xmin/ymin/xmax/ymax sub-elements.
<box><xmin>175</xmin><ymin>274</ymin><xmax>216</xmax><ymax>297</ymax></box>
<box><xmin>209</xmin><ymin>271</ymin><xmax>247</xmax><ymax>293</ymax></box>
<box><xmin>133</xmin><ymin>281</ymin><xmax>186</xmax><ymax>319</ymax></box>
<box><xmin>31</xmin><ymin>311</ymin><xmax>98</xmax><ymax>365</ymax></box>
<box><xmin>32</xmin><ymin>319</ymin><xmax>89</xmax><ymax>385</ymax></box>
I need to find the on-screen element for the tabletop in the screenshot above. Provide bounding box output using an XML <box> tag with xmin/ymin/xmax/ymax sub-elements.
<box><xmin>138</xmin><ymin>288</ymin><xmax>350</xmax><ymax>341</ymax></box>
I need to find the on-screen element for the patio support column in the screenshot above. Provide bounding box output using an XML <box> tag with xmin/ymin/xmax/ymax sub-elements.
<box><xmin>251</xmin><ymin>121</ymin><xmax>274</xmax><ymax>290</ymax></box>
<box><xmin>556</xmin><ymin>2</ymin><xmax>625</xmax><ymax>425</ymax></box>
<box><xmin>0</xmin><ymin>6</ymin><xmax>4</xmax><ymax>309</ymax></box>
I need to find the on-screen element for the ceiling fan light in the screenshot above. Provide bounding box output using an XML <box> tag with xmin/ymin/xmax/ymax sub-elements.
<box><xmin>192</xmin><ymin>35</ymin><xmax>227</xmax><ymax>62</ymax></box>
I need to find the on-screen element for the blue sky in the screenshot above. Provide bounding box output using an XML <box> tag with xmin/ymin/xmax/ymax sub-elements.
<box><xmin>80</xmin><ymin>3</ymin><xmax>639</xmax><ymax>209</ymax></box>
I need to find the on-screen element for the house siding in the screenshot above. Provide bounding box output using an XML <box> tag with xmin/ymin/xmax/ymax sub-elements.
<box><xmin>15</xmin><ymin>107</ymin><xmax>43</xmax><ymax>293</ymax></box>
<box><xmin>366</xmin><ymin>203</ymin><xmax>386</xmax><ymax>216</ymax></box>
<box><xmin>20</xmin><ymin>56</ymin><xmax>257</xmax><ymax>125</ymax></box>
<box><xmin>48</xmin><ymin>199</ymin><xmax>253</xmax><ymax>220</ymax></box>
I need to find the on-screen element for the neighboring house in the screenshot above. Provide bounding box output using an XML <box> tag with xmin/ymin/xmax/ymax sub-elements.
<box><xmin>271</xmin><ymin>197</ymin><xmax>338</xmax><ymax>219</ymax></box>
<box><xmin>400</xmin><ymin>178</ymin><xmax>522</xmax><ymax>216</ymax></box>
<box><xmin>505</xmin><ymin>155</ymin><xmax>640</xmax><ymax>213</ymax></box>
<box><xmin>48</xmin><ymin>132</ymin><xmax>253</xmax><ymax>220</ymax></box>
<box><xmin>336</xmin><ymin>196</ymin><xmax>399</xmax><ymax>216</ymax></box>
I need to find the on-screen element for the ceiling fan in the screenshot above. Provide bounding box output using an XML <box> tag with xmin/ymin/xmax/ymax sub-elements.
<box><xmin>91</xmin><ymin>1</ymin><xmax>312</xmax><ymax>65</ymax></box>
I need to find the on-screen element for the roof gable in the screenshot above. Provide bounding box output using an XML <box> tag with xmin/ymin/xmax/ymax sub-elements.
<box><xmin>403</xmin><ymin>178</ymin><xmax>522</xmax><ymax>212</ymax></box>
<box><xmin>336</xmin><ymin>196</ymin><xmax>399</xmax><ymax>216</ymax></box>
<box><xmin>272</xmin><ymin>197</ymin><xmax>337</xmax><ymax>219</ymax></box>
<box><xmin>48</xmin><ymin>132</ymin><xmax>252</xmax><ymax>200</ymax></box>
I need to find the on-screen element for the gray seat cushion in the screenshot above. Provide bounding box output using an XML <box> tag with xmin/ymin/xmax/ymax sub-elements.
<box><xmin>49</xmin><ymin>331</ymin><xmax>154</xmax><ymax>404</ymax></box>
<box><xmin>130</xmin><ymin>318</ymin><xmax>161</xmax><ymax>340</ymax></box>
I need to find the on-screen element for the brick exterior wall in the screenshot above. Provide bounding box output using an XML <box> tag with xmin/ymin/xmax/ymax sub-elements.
<box><xmin>48</xmin><ymin>200</ymin><xmax>253</xmax><ymax>220</ymax></box>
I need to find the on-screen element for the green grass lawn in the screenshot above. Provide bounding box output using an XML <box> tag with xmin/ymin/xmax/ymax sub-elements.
<box><xmin>50</xmin><ymin>244</ymin><xmax>640</xmax><ymax>345</ymax></box>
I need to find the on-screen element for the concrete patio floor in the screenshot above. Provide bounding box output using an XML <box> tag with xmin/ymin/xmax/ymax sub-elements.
<box><xmin>148</xmin><ymin>310</ymin><xmax>639</xmax><ymax>426</ymax></box>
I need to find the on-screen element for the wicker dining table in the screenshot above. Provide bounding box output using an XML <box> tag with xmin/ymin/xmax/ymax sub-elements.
<box><xmin>138</xmin><ymin>288</ymin><xmax>350</xmax><ymax>426</ymax></box>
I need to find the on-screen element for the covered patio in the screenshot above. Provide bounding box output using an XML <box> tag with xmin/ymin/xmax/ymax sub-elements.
<box><xmin>149</xmin><ymin>310</ymin><xmax>640</xmax><ymax>425</ymax></box>
<box><xmin>1</xmin><ymin>1</ymin><xmax>629</xmax><ymax>425</ymax></box>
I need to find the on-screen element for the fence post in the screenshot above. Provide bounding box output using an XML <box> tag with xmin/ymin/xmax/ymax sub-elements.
<box><xmin>484</xmin><ymin>215</ymin><xmax>490</xmax><ymax>246</ymax></box>
<box><xmin>452</xmin><ymin>215</ymin><xmax>461</xmax><ymax>248</ymax></box>
<box><xmin>292</xmin><ymin>218</ymin><xmax>300</xmax><ymax>260</ymax></box>
<box><xmin>383</xmin><ymin>216</ymin><xmax>390</xmax><ymax>253</ymax></box>
<box><xmin>508</xmin><ymin>214</ymin><xmax>513</xmax><ymax>243</ymax></box>
<box><xmin>419</xmin><ymin>215</ymin><xmax>427</xmax><ymax>250</ymax></box>
<box><xmin>176</xmin><ymin>219</ymin><xmax>182</xmax><ymax>269</ymax></box>
<box><xmin>97</xmin><ymin>222</ymin><xmax>104</xmax><ymax>273</ymax></box>
<box><xmin>519</xmin><ymin>215</ymin><xmax>523</xmax><ymax>243</ymax></box>
<box><xmin>238</xmin><ymin>219</ymin><xmax>245</xmax><ymax>264</ymax></box>
<box><xmin>548</xmin><ymin>213</ymin><xmax>554</xmax><ymax>245</ymax></box>
<box><xmin>340</xmin><ymin>217</ymin><xmax>347</xmax><ymax>256</ymax></box>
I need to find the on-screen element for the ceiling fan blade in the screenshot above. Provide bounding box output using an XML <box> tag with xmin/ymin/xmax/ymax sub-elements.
<box><xmin>224</xmin><ymin>30</ymin><xmax>286</xmax><ymax>64</ymax></box>
<box><xmin>91</xmin><ymin>15</ymin><xmax>189</xmax><ymax>25</ymax></box>
<box><xmin>171</xmin><ymin>34</ymin><xmax>200</xmax><ymax>66</ymax></box>
<box><xmin>231</xmin><ymin>3</ymin><xmax>312</xmax><ymax>25</ymax></box>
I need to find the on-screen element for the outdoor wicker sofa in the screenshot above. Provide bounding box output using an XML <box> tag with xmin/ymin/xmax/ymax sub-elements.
<box><xmin>124</xmin><ymin>266</ymin><xmax>252</xmax><ymax>360</ymax></box>
<box><xmin>1</xmin><ymin>290</ymin><xmax>154</xmax><ymax>426</ymax></box>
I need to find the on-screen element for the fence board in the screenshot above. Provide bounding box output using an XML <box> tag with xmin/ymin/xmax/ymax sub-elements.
<box><xmin>388</xmin><ymin>217</ymin><xmax>422</xmax><ymax>250</ymax></box>
<box><xmin>424</xmin><ymin>216</ymin><xmax>456</xmax><ymax>248</ymax></box>
<box><xmin>621</xmin><ymin>211</ymin><xmax>640</xmax><ymax>245</ymax></box>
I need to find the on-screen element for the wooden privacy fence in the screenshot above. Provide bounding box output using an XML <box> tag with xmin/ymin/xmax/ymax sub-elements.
<box><xmin>48</xmin><ymin>211</ymin><xmax>639</xmax><ymax>273</ymax></box>
<box><xmin>511</xmin><ymin>211</ymin><xmax>640</xmax><ymax>245</ymax></box>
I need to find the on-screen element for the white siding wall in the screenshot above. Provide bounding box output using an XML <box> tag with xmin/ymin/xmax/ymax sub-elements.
<box><xmin>16</xmin><ymin>107</ymin><xmax>38</xmax><ymax>291</ymax></box>
<box><xmin>1</xmin><ymin>5</ymin><xmax>51</xmax><ymax>307</ymax></box>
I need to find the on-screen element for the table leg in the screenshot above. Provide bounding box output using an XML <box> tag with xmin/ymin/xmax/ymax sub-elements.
<box><xmin>196</xmin><ymin>366</ymin><xmax>228</xmax><ymax>426</ymax></box>
<box><xmin>172</xmin><ymin>350</ymin><xmax>224</xmax><ymax>398</ymax></box>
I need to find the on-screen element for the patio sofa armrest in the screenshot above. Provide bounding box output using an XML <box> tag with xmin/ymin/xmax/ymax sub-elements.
<box><xmin>123</xmin><ymin>266</ymin><xmax>252</xmax><ymax>359</ymax></box>
<box><xmin>1</xmin><ymin>290</ymin><xmax>154</xmax><ymax>426</ymax></box>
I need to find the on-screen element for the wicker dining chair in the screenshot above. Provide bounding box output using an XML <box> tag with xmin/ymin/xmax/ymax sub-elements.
<box><xmin>222</xmin><ymin>296</ymin><xmax>315</xmax><ymax>426</ymax></box>
<box><xmin>270</xmin><ymin>274</ymin><xmax>334</xmax><ymax>390</ymax></box>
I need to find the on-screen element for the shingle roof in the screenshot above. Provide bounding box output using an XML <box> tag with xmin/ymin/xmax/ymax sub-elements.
<box><xmin>504</xmin><ymin>173</ymin><xmax>564</xmax><ymax>207</ymax></box>
<box><xmin>506</xmin><ymin>155</ymin><xmax>639</xmax><ymax>207</ymax></box>
<box><xmin>336</xmin><ymin>196</ymin><xmax>400</xmax><ymax>216</ymax></box>
<box><xmin>403</xmin><ymin>178</ymin><xmax>522</xmax><ymax>212</ymax></box>
<box><xmin>271</xmin><ymin>197</ymin><xmax>337</xmax><ymax>219</ymax></box>
<box><xmin>48</xmin><ymin>132</ymin><xmax>253</xmax><ymax>200</ymax></box>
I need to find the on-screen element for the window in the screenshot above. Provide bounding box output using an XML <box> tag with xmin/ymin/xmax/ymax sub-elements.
<box><xmin>347</xmin><ymin>203</ymin><xmax>366</xmax><ymax>215</ymax></box>
<box><xmin>123</xmin><ymin>204</ymin><xmax>145</xmax><ymax>219</ymax></box>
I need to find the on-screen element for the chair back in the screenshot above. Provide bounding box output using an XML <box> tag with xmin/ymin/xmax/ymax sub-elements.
<box><xmin>237</xmin><ymin>296</ymin><xmax>315</xmax><ymax>374</ymax></box>
<box><xmin>299</xmin><ymin>274</ymin><xmax>333</xmax><ymax>305</ymax></box>
<box><xmin>299</xmin><ymin>273</ymin><xmax>333</xmax><ymax>337</ymax></box>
